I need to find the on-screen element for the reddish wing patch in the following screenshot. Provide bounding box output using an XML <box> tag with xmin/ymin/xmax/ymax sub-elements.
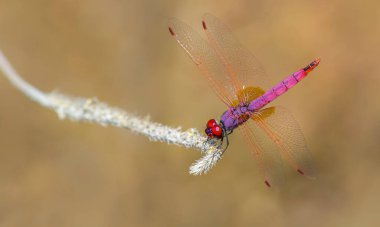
<box><xmin>251</xmin><ymin>107</ymin><xmax>276</xmax><ymax>121</ymax></box>
<box><xmin>232</xmin><ymin>86</ymin><xmax>266</xmax><ymax>107</ymax></box>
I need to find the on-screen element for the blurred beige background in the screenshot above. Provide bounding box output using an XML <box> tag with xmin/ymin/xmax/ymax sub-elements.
<box><xmin>0</xmin><ymin>0</ymin><xmax>379</xmax><ymax>226</ymax></box>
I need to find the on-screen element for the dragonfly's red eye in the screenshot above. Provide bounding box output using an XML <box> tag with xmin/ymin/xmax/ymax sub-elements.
<box><xmin>207</xmin><ymin>119</ymin><xmax>217</xmax><ymax>128</ymax></box>
<box><xmin>212</xmin><ymin>125</ymin><xmax>223</xmax><ymax>138</ymax></box>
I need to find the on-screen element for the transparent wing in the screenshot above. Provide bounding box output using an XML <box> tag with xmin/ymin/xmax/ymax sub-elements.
<box><xmin>252</xmin><ymin>106</ymin><xmax>315</xmax><ymax>178</ymax></box>
<box><xmin>238</xmin><ymin>121</ymin><xmax>285</xmax><ymax>188</ymax></box>
<box><xmin>168</xmin><ymin>18</ymin><xmax>238</xmax><ymax>107</ymax></box>
<box><xmin>202</xmin><ymin>13</ymin><xmax>270</xmax><ymax>104</ymax></box>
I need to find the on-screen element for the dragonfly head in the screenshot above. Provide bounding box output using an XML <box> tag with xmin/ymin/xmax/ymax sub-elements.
<box><xmin>205</xmin><ymin>119</ymin><xmax>223</xmax><ymax>139</ymax></box>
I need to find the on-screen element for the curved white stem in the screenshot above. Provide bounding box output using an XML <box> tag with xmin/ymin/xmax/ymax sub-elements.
<box><xmin>0</xmin><ymin>50</ymin><xmax>223</xmax><ymax>175</ymax></box>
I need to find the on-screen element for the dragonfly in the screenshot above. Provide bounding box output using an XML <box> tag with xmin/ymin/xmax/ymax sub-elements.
<box><xmin>168</xmin><ymin>14</ymin><xmax>320</xmax><ymax>187</ymax></box>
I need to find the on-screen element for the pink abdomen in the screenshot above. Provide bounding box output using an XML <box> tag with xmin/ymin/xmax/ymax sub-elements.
<box><xmin>248</xmin><ymin>69</ymin><xmax>307</xmax><ymax>111</ymax></box>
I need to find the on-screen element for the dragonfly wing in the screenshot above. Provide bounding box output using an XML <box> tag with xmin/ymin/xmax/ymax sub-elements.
<box><xmin>202</xmin><ymin>13</ymin><xmax>270</xmax><ymax>104</ymax></box>
<box><xmin>252</xmin><ymin>106</ymin><xmax>316</xmax><ymax>178</ymax></box>
<box><xmin>238</xmin><ymin>121</ymin><xmax>285</xmax><ymax>188</ymax></box>
<box><xmin>168</xmin><ymin>18</ymin><xmax>238</xmax><ymax>107</ymax></box>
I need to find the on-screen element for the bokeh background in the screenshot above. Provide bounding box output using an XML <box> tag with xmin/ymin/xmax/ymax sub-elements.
<box><xmin>0</xmin><ymin>0</ymin><xmax>379</xmax><ymax>226</ymax></box>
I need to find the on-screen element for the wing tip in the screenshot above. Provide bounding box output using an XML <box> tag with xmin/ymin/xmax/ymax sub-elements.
<box><xmin>297</xmin><ymin>168</ymin><xmax>317</xmax><ymax>180</ymax></box>
<box><xmin>168</xmin><ymin>27</ymin><xmax>175</xmax><ymax>36</ymax></box>
<box><xmin>202</xmin><ymin>20</ymin><xmax>207</xmax><ymax>30</ymax></box>
<box><xmin>297</xmin><ymin>168</ymin><xmax>305</xmax><ymax>175</ymax></box>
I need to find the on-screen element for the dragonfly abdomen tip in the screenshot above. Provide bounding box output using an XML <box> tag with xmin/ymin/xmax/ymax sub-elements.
<box><xmin>304</xmin><ymin>58</ymin><xmax>321</xmax><ymax>73</ymax></box>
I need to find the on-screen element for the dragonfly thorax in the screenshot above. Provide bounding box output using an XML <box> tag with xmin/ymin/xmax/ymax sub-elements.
<box><xmin>220</xmin><ymin>104</ymin><xmax>252</xmax><ymax>131</ymax></box>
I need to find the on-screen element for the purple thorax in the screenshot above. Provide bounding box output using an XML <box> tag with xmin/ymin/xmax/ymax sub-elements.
<box><xmin>220</xmin><ymin>105</ymin><xmax>251</xmax><ymax>131</ymax></box>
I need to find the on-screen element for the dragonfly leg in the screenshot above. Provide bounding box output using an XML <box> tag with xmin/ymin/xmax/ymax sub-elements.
<box><xmin>218</xmin><ymin>121</ymin><xmax>230</xmax><ymax>156</ymax></box>
<box><xmin>205</xmin><ymin>136</ymin><xmax>226</xmax><ymax>157</ymax></box>
<box><xmin>220</xmin><ymin>132</ymin><xmax>229</xmax><ymax>156</ymax></box>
